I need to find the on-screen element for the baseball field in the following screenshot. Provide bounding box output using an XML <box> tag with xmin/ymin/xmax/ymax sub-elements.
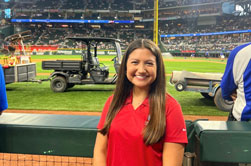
<box><xmin>5</xmin><ymin>55</ymin><xmax>228</xmax><ymax>117</ymax></box>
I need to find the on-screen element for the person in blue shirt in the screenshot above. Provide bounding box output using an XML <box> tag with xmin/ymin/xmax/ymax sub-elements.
<box><xmin>221</xmin><ymin>43</ymin><xmax>251</xmax><ymax>121</ymax></box>
<box><xmin>0</xmin><ymin>64</ymin><xmax>8</xmax><ymax>113</ymax></box>
<box><xmin>205</xmin><ymin>51</ymin><xmax>209</xmax><ymax>58</ymax></box>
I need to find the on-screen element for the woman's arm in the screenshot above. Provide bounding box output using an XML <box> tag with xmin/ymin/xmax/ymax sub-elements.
<box><xmin>93</xmin><ymin>132</ymin><xmax>108</xmax><ymax>166</ymax></box>
<box><xmin>162</xmin><ymin>142</ymin><xmax>185</xmax><ymax>166</ymax></box>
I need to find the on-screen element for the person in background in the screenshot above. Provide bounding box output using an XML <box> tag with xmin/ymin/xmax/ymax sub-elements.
<box><xmin>0</xmin><ymin>64</ymin><xmax>8</xmax><ymax>114</ymax></box>
<box><xmin>190</xmin><ymin>53</ymin><xmax>195</xmax><ymax>58</ymax></box>
<box><xmin>221</xmin><ymin>43</ymin><xmax>251</xmax><ymax>121</ymax></box>
<box><xmin>220</xmin><ymin>52</ymin><xmax>225</xmax><ymax>61</ymax></box>
<box><xmin>93</xmin><ymin>39</ymin><xmax>187</xmax><ymax>166</ymax></box>
<box><xmin>205</xmin><ymin>51</ymin><xmax>209</xmax><ymax>58</ymax></box>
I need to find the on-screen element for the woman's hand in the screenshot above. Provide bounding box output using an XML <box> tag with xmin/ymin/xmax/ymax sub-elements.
<box><xmin>230</xmin><ymin>91</ymin><xmax>237</xmax><ymax>101</ymax></box>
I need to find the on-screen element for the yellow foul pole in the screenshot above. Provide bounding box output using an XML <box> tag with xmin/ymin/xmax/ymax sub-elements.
<box><xmin>153</xmin><ymin>0</ymin><xmax>158</xmax><ymax>45</ymax></box>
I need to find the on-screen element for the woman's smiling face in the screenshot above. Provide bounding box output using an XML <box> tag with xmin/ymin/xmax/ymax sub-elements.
<box><xmin>126</xmin><ymin>48</ymin><xmax>157</xmax><ymax>92</ymax></box>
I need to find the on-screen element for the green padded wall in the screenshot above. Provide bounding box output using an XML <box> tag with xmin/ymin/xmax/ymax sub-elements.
<box><xmin>195</xmin><ymin>121</ymin><xmax>251</xmax><ymax>163</ymax></box>
<box><xmin>0</xmin><ymin>113</ymin><xmax>99</xmax><ymax>157</ymax></box>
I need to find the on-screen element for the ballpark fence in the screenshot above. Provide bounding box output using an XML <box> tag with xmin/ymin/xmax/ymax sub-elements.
<box><xmin>0</xmin><ymin>113</ymin><xmax>98</xmax><ymax>166</ymax></box>
<box><xmin>1</xmin><ymin>113</ymin><xmax>251</xmax><ymax>166</ymax></box>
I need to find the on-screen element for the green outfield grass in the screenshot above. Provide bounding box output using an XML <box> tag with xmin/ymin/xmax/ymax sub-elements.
<box><xmin>164</xmin><ymin>60</ymin><xmax>225</xmax><ymax>74</ymax></box>
<box><xmin>5</xmin><ymin>55</ymin><xmax>228</xmax><ymax>116</ymax></box>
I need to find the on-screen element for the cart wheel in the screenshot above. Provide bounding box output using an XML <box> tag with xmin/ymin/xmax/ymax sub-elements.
<box><xmin>200</xmin><ymin>92</ymin><xmax>213</xmax><ymax>99</ymax></box>
<box><xmin>51</xmin><ymin>76</ymin><xmax>67</xmax><ymax>92</ymax></box>
<box><xmin>214</xmin><ymin>88</ymin><xmax>233</xmax><ymax>112</ymax></box>
<box><xmin>175</xmin><ymin>82</ymin><xmax>186</xmax><ymax>91</ymax></box>
<box><xmin>67</xmin><ymin>83</ymin><xmax>75</xmax><ymax>89</ymax></box>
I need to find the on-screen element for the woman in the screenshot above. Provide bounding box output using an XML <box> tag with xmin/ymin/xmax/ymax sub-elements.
<box><xmin>93</xmin><ymin>39</ymin><xmax>187</xmax><ymax>166</ymax></box>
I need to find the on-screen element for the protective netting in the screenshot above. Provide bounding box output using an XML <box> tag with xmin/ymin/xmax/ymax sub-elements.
<box><xmin>0</xmin><ymin>153</ymin><xmax>92</xmax><ymax>166</ymax></box>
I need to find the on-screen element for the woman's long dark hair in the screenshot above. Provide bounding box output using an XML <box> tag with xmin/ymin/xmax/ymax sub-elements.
<box><xmin>100</xmin><ymin>39</ymin><xmax>166</xmax><ymax>145</ymax></box>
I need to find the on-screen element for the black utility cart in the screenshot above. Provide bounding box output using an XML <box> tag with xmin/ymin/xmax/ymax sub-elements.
<box><xmin>42</xmin><ymin>37</ymin><xmax>122</xmax><ymax>92</ymax></box>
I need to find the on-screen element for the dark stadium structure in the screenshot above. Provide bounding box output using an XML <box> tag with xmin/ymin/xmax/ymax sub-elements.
<box><xmin>0</xmin><ymin>0</ymin><xmax>251</xmax><ymax>57</ymax></box>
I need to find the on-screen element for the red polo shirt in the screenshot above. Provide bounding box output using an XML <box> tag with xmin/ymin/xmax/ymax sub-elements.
<box><xmin>97</xmin><ymin>93</ymin><xmax>188</xmax><ymax>166</ymax></box>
